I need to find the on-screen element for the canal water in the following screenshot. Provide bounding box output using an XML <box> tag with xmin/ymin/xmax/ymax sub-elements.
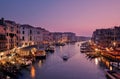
<box><xmin>18</xmin><ymin>42</ymin><xmax>106</xmax><ymax>79</ymax></box>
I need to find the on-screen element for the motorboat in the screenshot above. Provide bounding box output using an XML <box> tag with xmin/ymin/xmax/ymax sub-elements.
<box><xmin>62</xmin><ymin>55</ymin><xmax>69</xmax><ymax>61</ymax></box>
<box><xmin>63</xmin><ymin>56</ymin><xmax>69</xmax><ymax>61</ymax></box>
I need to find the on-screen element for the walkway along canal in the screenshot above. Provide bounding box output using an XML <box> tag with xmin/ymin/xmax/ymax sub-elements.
<box><xmin>18</xmin><ymin>42</ymin><xmax>106</xmax><ymax>79</ymax></box>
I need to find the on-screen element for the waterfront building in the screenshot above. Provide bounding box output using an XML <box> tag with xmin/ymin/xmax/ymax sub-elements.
<box><xmin>34</xmin><ymin>27</ymin><xmax>43</xmax><ymax>45</ymax></box>
<box><xmin>34</xmin><ymin>27</ymin><xmax>52</xmax><ymax>45</ymax></box>
<box><xmin>52</xmin><ymin>32</ymin><xmax>76</xmax><ymax>43</ymax></box>
<box><xmin>92</xmin><ymin>26</ymin><xmax>120</xmax><ymax>48</ymax></box>
<box><xmin>63</xmin><ymin>32</ymin><xmax>76</xmax><ymax>43</ymax></box>
<box><xmin>52</xmin><ymin>32</ymin><xmax>63</xmax><ymax>43</ymax></box>
<box><xmin>0</xmin><ymin>18</ymin><xmax>7</xmax><ymax>51</ymax></box>
<box><xmin>40</xmin><ymin>28</ymin><xmax>51</xmax><ymax>44</ymax></box>
<box><xmin>92</xmin><ymin>28</ymin><xmax>113</xmax><ymax>48</ymax></box>
<box><xmin>20</xmin><ymin>24</ymin><xmax>35</xmax><ymax>47</ymax></box>
<box><xmin>5</xmin><ymin>20</ymin><xmax>20</xmax><ymax>50</ymax></box>
<box><xmin>114</xmin><ymin>26</ymin><xmax>120</xmax><ymax>47</ymax></box>
<box><xmin>20</xmin><ymin>25</ymin><xmax>51</xmax><ymax>46</ymax></box>
<box><xmin>76</xmin><ymin>36</ymin><xmax>91</xmax><ymax>41</ymax></box>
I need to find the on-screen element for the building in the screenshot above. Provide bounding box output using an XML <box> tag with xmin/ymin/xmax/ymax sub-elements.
<box><xmin>63</xmin><ymin>32</ymin><xmax>76</xmax><ymax>43</ymax></box>
<box><xmin>34</xmin><ymin>27</ymin><xmax>51</xmax><ymax>45</ymax></box>
<box><xmin>20</xmin><ymin>24</ymin><xmax>35</xmax><ymax>47</ymax></box>
<box><xmin>114</xmin><ymin>26</ymin><xmax>120</xmax><ymax>47</ymax></box>
<box><xmin>5</xmin><ymin>20</ymin><xmax>20</xmax><ymax>49</ymax></box>
<box><xmin>34</xmin><ymin>27</ymin><xmax>43</xmax><ymax>45</ymax></box>
<box><xmin>52</xmin><ymin>32</ymin><xmax>76</xmax><ymax>43</ymax></box>
<box><xmin>91</xmin><ymin>26</ymin><xmax>120</xmax><ymax>48</ymax></box>
<box><xmin>76</xmin><ymin>36</ymin><xmax>91</xmax><ymax>41</ymax></box>
<box><xmin>40</xmin><ymin>28</ymin><xmax>51</xmax><ymax>44</ymax></box>
<box><xmin>0</xmin><ymin>18</ymin><xmax>7</xmax><ymax>51</ymax></box>
<box><xmin>52</xmin><ymin>32</ymin><xmax>63</xmax><ymax>43</ymax></box>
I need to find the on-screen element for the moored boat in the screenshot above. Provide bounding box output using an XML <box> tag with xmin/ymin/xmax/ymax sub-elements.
<box><xmin>55</xmin><ymin>43</ymin><xmax>65</xmax><ymax>46</ymax></box>
<box><xmin>34</xmin><ymin>50</ymin><xmax>46</xmax><ymax>59</ymax></box>
<box><xmin>45</xmin><ymin>46</ymin><xmax>55</xmax><ymax>53</ymax></box>
<box><xmin>80</xmin><ymin>42</ymin><xmax>93</xmax><ymax>53</ymax></box>
<box><xmin>104</xmin><ymin>69</ymin><xmax>120</xmax><ymax>79</ymax></box>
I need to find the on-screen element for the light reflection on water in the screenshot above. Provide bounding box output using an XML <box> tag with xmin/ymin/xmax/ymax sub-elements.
<box><xmin>95</xmin><ymin>58</ymin><xmax>98</xmax><ymax>65</ymax></box>
<box><xmin>31</xmin><ymin>66</ymin><xmax>35</xmax><ymax>79</ymax></box>
<box><xmin>18</xmin><ymin>42</ymin><xmax>106</xmax><ymax>79</ymax></box>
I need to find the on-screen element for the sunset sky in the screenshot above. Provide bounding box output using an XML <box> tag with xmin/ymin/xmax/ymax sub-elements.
<box><xmin>0</xmin><ymin>0</ymin><xmax>120</xmax><ymax>36</ymax></box>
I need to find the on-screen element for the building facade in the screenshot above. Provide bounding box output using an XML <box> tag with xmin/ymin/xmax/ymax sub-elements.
<box><xmin>52</xmin><ymin>32</ymin><xmax>76</xmax><ymax>43</ymax></box>
<box><xmin>20</xmin><ymin>24</ymin><xmax>35</xmax><ymax>47</ymax></box>
<box><xmin>63</xmin><ymin>32</ymin><xmax>76</xmax><ymax>43</ymax></box>
<box><xmin>0</xmin><ymin>23</ymin><xmax>7</xmax><ymax>51</ymax></box>
<box><xmin>92</xmin><ymin>26</ymin><xmax>120</xmax><ymax>48</ymax></box>
<box><xmin>5</xmin><ymin>20</ymin><xmax>20</xmax><ymax>49</ymax></box>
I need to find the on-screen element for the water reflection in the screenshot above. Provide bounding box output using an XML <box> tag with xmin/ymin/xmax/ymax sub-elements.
<box><xmin>37</xmin><ymin>59</ymin><xmax>45</xmax><ymax>68</ymax></box>
<box><xmin>38</xmin><ymin>60</ymin><xmax>42</xmax><ymax>68</ymax></box>
<box><xmin>31</xmin><ymin>66</ymin><xmax>35</xmax><ymax>79</ymax></box>
<box><xmin>95</xmin><ymin>56</ymin><xmax>118</xmax><ymax>71</ymax></box>
<box><xmin>95</xmin><ymin>58</ymin><xmax>98</xmax><ymax>65</ymax></box>
<box><xmin>19</xmin><ymin>42</ymin><xmax>106</xmax><ymax>79</ymax></box>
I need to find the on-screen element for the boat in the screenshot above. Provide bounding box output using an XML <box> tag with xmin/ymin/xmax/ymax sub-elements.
<box><xmin>45</xmin><ymin>46</ymin><xmax>55</xmax><ymax>53</ymax></box>
<box><xmin>62</xmin><ymin>51</ymin><xmax>70</xmax><ymax>61</ymax></box>
<box><xmin>104</xmin><ymin>69</ymin><xmax>120</xmax><ymax>79</ymax></box>
<box><xmin>80</xmin><ymin>42</ymin><xmax>93</xmax><ymax>53</ymax></box>
<box><xmin>24</xmin><ymin>60</ymin><xmax>32</xmax><ymax>66</ymax></box>
<box><xmin>55</xmin><ymin>43</ymin><xmax>65</xmax><ymax>46</ymax></box>
<box><xmin>62</xmin><ymin>55</ymin><xmax>69</xmax><ymax>61</ymax></box>
<box><xmin>34</xmin><ymin>50</ymin><xmax>46</xmax><ymax>59</ymax></box>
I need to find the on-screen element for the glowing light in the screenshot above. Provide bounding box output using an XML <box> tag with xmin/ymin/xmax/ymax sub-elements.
<box><xmin>106</xmin><ymin>48</ymin><xmax>109</xmax><ymax>51</ymax></box>
<box><xmin>113</xmin><ymin>42</ymin><xmax>116</xmax><ymax>47</ymax></box>
<box><xmin>11</xmin><ymin>61</ymin><xmax>15</xmax><ymax>64</ymax></box>
<box><xmin>8</xmin><ymin>56</ymin><xmax>12</xmax><ymax>59</ymax></box>
<box><xmin>95</xmin><ymin>48</ymin><xmax>98</xmax><ymax>52</ymax></box>
<box><xmin>110</xmin><ymin>66</ymin><xmax>113</xmax><ymax>71</ymax></box>
<box><xmin>0</xmin><ymin>52</ymin><xmax>4</xmax><ymax>55</ymax></box>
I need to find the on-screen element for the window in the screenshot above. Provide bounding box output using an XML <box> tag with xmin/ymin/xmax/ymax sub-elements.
<box><xmin>17</xmin><ymin>30</ymin><xmax>19</xmax><ymax>34</ymax></box>
<box><xmin>30</xmin><ymin>30</ymin><xmax>32</xmax><ymax>34</ymax></box>
<box><xmin>11</xmin><ymin>27</ymin><xmax>14</xmax><ymax>32</ymax></box>
<box><xmin>22</xmin><ymin>31</ymin><xmax>25</xmax><ymax>34</ymax></box>
<box><xmin>6</xmin><ymin>33</ymin><xmax>9</xmax><ymax>36</ymax></box>
<box><xmin>30</xmin><ymin>36</ymin><xmax>32</xmax><ymax>41</ymax></box>
<box><xmin>22</xmin><ymin>36</ymin><xmax>24</xmax><ymax>41</ymax></box>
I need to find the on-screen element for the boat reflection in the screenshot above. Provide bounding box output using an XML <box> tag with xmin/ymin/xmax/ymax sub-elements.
<box><xmin>38</xmin><ymin>60</ymin><xmax>42</xmax><ymax>68</ymax></box>
<box><xmin>38</xmin><ymin>59</ymin><xmax>45</xmax><ymax>68</ymax></box>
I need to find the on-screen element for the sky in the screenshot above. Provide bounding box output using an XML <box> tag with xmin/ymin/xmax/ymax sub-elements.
<box><xmin>0</xmin><ymin>0</ymin><xmax>120</xmax><ymax>36</ymax></box>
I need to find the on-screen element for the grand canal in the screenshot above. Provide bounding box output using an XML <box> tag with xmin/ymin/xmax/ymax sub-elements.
<box><xmin>18</xmin><ymin>42</ymin><xmax>106</xmax><ymax>79</ymax></box>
